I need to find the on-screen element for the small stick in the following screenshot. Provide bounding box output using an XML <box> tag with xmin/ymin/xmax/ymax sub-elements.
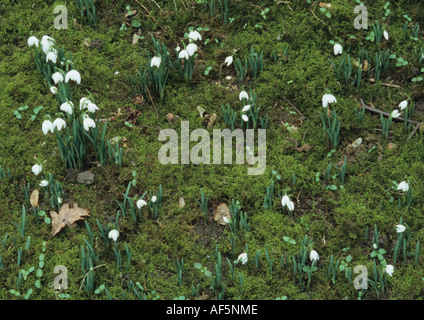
<box><xmin>145</xmin><ymin>86</ymin><xmax>159</xmax><ymax>120</ymax></box>
<box><xmin>310</xmin><ymin>8</ymin><xmax>326</xmax><ymax>25</ymax></box>
<box><xmin>359</xmin><ymin>99</ymin><xmax>419</xmax><ymax>125</ymax></box>
<box><xmin>79</xmin><ymin>264</ymin><xmax>107</xmax><ymax>290</ymax></box>
<box><xmin>407</xmin><ymin>123</ymin><xmax>421</xmax><ymax>141</ymax></box>
<box><xmin>285</xmin><ymin>98</ymin><xmax>306</xmax><ymax>119</ymax></box>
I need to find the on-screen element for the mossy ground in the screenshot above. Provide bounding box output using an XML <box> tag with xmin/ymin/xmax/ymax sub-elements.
<box><xmin>1</xmin><ymin>0</ymin><xmax>424</xmax><ymax>300</ymax></box>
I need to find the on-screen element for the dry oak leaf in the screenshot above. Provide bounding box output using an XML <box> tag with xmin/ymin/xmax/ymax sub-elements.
<box><xmin>50</xmin><ymin>203</ymin><xmax>90</xmax><ymax>237</ymax></box>
<box><xmin>293</xmin><ymin>144</ymin><xmax>313</xmax><ymax>153</ymax></box>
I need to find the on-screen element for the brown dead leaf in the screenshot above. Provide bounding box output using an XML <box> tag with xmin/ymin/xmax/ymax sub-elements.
<box><xmin>132</xmin><ymin>94</ymin><xmax>144</xmax><ymax>105</ymax></box>
<box><xmin>30</xmin><ymin>190</ymin><xmax>39</xmax><ymax>208</ymax></box>
<box><xmin>293</xmin><ymin>144</ymin><xmax>313</xmax><ymax>153</ymax></box>
<box><xmin>50</xmin><ymin>203</ymin><xmax>90</xmax><ymax>237</ymax></box>
<box><xmin>213</xmin><ymin>203</ymin><xmax>231</xmax><ymax>226</ymax></box>
<box><xmin>125</xmin><ymin>109</ymin><xmax>141</xmax><ymax>125</ymax></box>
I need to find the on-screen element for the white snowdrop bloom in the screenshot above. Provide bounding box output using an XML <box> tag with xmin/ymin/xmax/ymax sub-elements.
<box><xmin>399</xmin><ymin>100</ymin><xmax>408</xmax><ymax>110</ymax></box>
<box><xmin>114</xmin><ymin>71</ymin><xmax>119</xmax><ymax>76</ymax></box>
<box><xmin>151</xmin><ymin>196</ymin><xmax>157</xmax><ymax>203</ymax></box>
<box><xmin>373</xmin><ymin>243</ymin><xmax>378</xmax><ymax>249</ymax></box>
<box><xmin>242</xmin><ymin>114</ymin><xmax>249</xmax><ymax>122</ymax></box>
<box><xmin>39</xmin><ymin>180</ymin><xmax>49</xmax><ymax>187</ymax></box>
<box><xmin>52</xmin><ymin>72</ymin><xmax>64</xmax><ymax>84</ymax></box>
<box><xmin>186</xmin><ymin>43</ymin><xmax>198</xmax><ymax>56</ymax></box>
<box><xmin>188</xmin><ymin>30</ymin><xmax>202</xmax><ymax>42</ymax></box>
<box><xmin>397</xmin><ymin>181</ymin><xmax>409</xmax><ymax>192</ymax></box>
<box><xmin>136</xmin><ymin>199</ymin><xmax>147</xmax><ymax>209</ymax></box>
<box><xmin>108</xmin><ymin>229</ymin><xmax>119</xmax><ymax>242</ymax></box>
<box><xmin>176</xmin><ymin>46</ymin><xmax>181</xmax><ymax>53</ymax></box>
<box><xmin>86</xmin><ymin>103</ymin><xmax>99</xmax><ymax>113</ymax></box>
<box><xmin>27</xmin><ymin>36</ymin><xmax>39</xmax><ymax>47</ymax></box>
<box><xmin>46</xmin><ymin>51</ymin><xmax>57</xmax><ymax>64</ymax></box>
<box><xmin>178</xmin><ymin>49</ymin><xmax>189</xmax><ymax>60</ymax></box>
<box><xmin>41</xmin><ymin>35</ymin><xmax>55</xmax><ymax>54</ymax></box>
<box><xmin>53</xmin><ymin>118</ymin><xmax>66</xmax><ymax>131</ymax></box>
<box><xmin>242</xmin><ymin>105</ymin><xmax>251</xmax><ymax>112</ymax></box>
<box><xmin>42</xmin><ymin>120</ymin><xmax>54</xmax><ymax>135</ymax></box>
<box><xmin>287</xmin><ymin>200</ymin><xmax>294</xmax><ymax>212</ymax></box>
<box><xmin>50</xmin><ymin>86</ymin><xmax>58</xmax><ymax>95</ymax></box>
<box><xmin>385</xmin><ymin>264</ymin><xmax>394</xmax><ymax>277</ymax></box>
<box><xmin>383</xmin><ymin>31</ymin><xmax>389</xmax><ymax>41</ymax></box>
<box><xmin>57</xmin><ymin>197</ymin><xmax>62</xmax><ymax>204</ymax></box>
<box><xmin>391</xmin><ymin>110</ymin><xmax>401</xmax><ymax>118</ymax></box>
<box><xmin>226</xmin><ymin>76</ymin><xmax>232</xmax><ymax>80</ymax></box>
<box><xmin>79</xmin><ymin>97</ymin><xmax>92</xmax><ymax>110</ymax></box>
<box><xmin>237</xmin><ymin>253</ymin><xmax>248</xmax><ymax>265</ymax></box>
<box><xmin>32</xmin><ymin>164</ymin><xmax>42</xmax><ymax>176</ymax></box>
<box><xmin>239</xmin><ymin>91</ymin><xmax>249</xmax><ymax>101</ymax></box>
<box><xmin>224</xmin><ymin>56</ymin><xmax>233</xmax><ymax>66</ymax></box>
<box><xmin>60</xmin><ymin>101</ymin><xmax>74</xmax><ymax>115</ymax></box>
<box><xmin>65</xmin><ymin>70</ymin><xmax>81</xmax><ymax>84</ymax></box>
<box><xmin>322</xmin><ymin>93</ymin><xmax>337</xmax><ymax>108</ymax></box>
<box><xmin>310</xmin><ymin>250</ymin><xmax>319</xmax><ymax>262</ymax></box>
<box><xmin>83</xmin><ymin>115</ymin><xmax>96</xmax><ymax>131</ymax></box>
<box><xmin>281</xmin><ymin>195</ymin><xmax>290</xmax><ymax>207</ymax></box>
<box><xmin>150</xmin><ymin>56</ymin><xmax>161</xmax><ymax>68</ymax></box>
<box><xmin>333</xmin><ymin>43</ymin><xmax>343</xmax><ymax>55</ymax></box>
<box><xmin>396</xmin><ymin>225</ymin><xmax>406</xmax><ymax>233</ymax></box>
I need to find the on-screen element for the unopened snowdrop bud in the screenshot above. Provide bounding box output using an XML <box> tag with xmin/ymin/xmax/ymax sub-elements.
<box><xmin>83</xmin><ymin>115</ymin><xmax>96</xmax><ymax>131</ymax></box>
<box><xmin>108</xmin><ymin>229</ymin><xmax>119</xmax><ymax>242</ymax></box>
<box><xmin>65</xmin><ymin>70</ymin><xmax>81</xmax><ymax>84</ymax></box>
<box><xmin>239</xmin><ymin>91</ymin><xmax>249</xmax><ymax>101</ymax></box>
<box><xmin>238</xmin><ymin>253</ymin><xmax>248</xmax><ymax>265</ymax></box>
<box><xmin>188</xmin><ymin>30</ymin><xmax>202</xmax><ymax>42</ymax></box>
<box><xmin>27</xmin><ymin>36</ymin><xmax>39</xmax><ymax>47</ymax></box>
<box><xmin>151</xmin><ymin>56</ymin><xmax>161</xmax><ymax>68</ymax></box>
<box><xmin>32</xmin><ymin>164</ymin><xmax>42</xmax><ymax>176</ymax></box>
<box><xmin>151</xmin><ymin>196</ymin><xmax>157</xmax><ymax>203</ymax></box>
<box><xmin>52</xmin><ymin>72</ymin><xmax>64</xmax><ymax>84</ymax></box>
<box><xmin>57</xmin><ymin>197</ymin><xmax>62</xmax><ymax>204</ymax></box>
<box><xmin>178</xmin><ymin>50</ymin><xmax>189</xmax><ymax>60</ymax></box>
<box><xmin>383</xmin><ymin>31</ymin><xmax>389</xmax><ymax>41</ymax></box>
<box><xmin>242</xmin><ymin>114</ymin><xmax>249</xmax><ymax>122</ymax></box>
<box><xmin>224</xmin><ymin>56</ymin><xmax>233</xmax><ymax>66</ymax></box>
<box><xmin>50</xmin><ymin>86</ymin><xmax>58</xmax><ymax>95</ymax></box>
<box><xmin>42</xmin><ymin>120</ymin><xmax>54</xmax><ymax>135</ymax></box>
<box><xmin>60</xmin><ymin>101</ymin><xmax>74</xmax><ymax>115</ymax></box>
<box><xmin>53</xmin><ymin>118</ymin><xmax>66</xmax><ymax>131</ymax></box>
<box><xmin>310</xmin><ymin>250</ymin><xmax>319</xmax><ymax>262</ymax></box>
<box><xmin>242</xmin><ymin>105</ymin><xmax>251</xmax><ymax>112</ymax></box>
<box><xmin>176</xmin><ymin>46</ymin><xmax>181</xmax><ymax>53</ymax></box>
<box><xmin>39</xmin><ymin>180</ymin><xmax>49</xmax><ymax>187</ymax></box>
<box><xmin>333</xmin><ymin>43</ymin><xmax>343</xmax><ymax>55</ymax></box>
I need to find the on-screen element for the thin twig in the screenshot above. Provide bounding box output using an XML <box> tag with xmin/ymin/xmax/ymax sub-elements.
<box><xmin>79</xmin><ymin>264</ymin><xmax>107</xmax><ymax>290</ymax></box>
<box><xmin>285</xmin><ymin>98</ymin><xmax>306</xmax><ymax>119</ymax></box>
<box><xmin>310</xmin><ymin>8</ymin><xmax>326</xmax><ymax>25</ymax></box>
<box><xmin>145</xmin><ymin>86</ymin><xmax>159</xmax><ymax>120</ymax></box>
<box><xmin>359</xmin><ymin>99</ymin><xmax>419</xmax><ymax>124</ymax></box>
<box><xmin>407</xmin><ymin>123</ymin><xmax>422</xmax><ymax>141</ymax></box>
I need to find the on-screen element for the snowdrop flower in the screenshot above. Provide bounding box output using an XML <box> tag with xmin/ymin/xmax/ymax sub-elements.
<box><xmin>86</xmin><ymin>103</ymin><xmax>99</xmax><ymax>113</ymax></box>
<box><xmin>136</xmin><ymin>199</ymin><xmax>147</xmax><ymax>209</ymax></box>
<box><xmin>383</xmin><ymin>31</ymin><xmax>389</xmax><ymax>41</ymax></box>
<box><xmin>65</xmin><ymin>70</ymin><xmax>81</xmax><ymax>84</ymax></box>
<box><xmin>398</xmin><ymin>100</ymin><xmax>408</xmax><ymax>110</ymax></box>
<box><xmin>281</xmin><ymin>194</ymin><xmax>294</xmax><ymax>211</ymax></box>
<box><xmin>239</xmin><ymin>91</ymin><xmax>249</xmax><ymax>101</ymax></box>
<box><xmin>50</xmin><ymin>86</ymin><xmax>58</xmax><ymax>95</ymax></box>
<box><xmin>397</xmin><ymin>181</ymin><xmax>409</xmax><ymax>192</ymax></box>
<box><xmin>322</xmin><ymin>93</ymin><xmax>337</xmax><ymax>108</ymax></box>
<box><xmin>373</xmin><ymin>243</ymin><xmax>378</xmax><ymax>249</ymax></box>
<box><xmin>333</xmin><ymin>43</ymin><xmax>343</xmax><ymax>55</ymax></box>
<box><xmin>242</xmin><ymin>105</ymin><xmax>251</xmax><ymax>112</ymax></box>
<box><xmin>41</xmin><ymin>35</ymin><xmax>55</xmax><ymax>54</ymax></box>
<box><xmin>310</xmin><ymin>250</ymin><xmax>319</xmax><ymax>262</ymax></box>
<box><xmin>224</xmin><ymin>56</ymin><xmax>233</xmax><ymax>66</ymax></box>
<box><xmin>396</xmin><ymin>224</ymin><xmax>406</xmax><ymax>233</ymax></box>
<box><xmin>151</xmin><ymin>196</ymin><xmax>157</xmax><ymax>203</ymax></box>
<box><xmin>385</xmin><ymin>264</ymin><xmax>394</xmax><ymax>277</ymax></box>
<box><xmin>39</xmin><ymin>180</ymin><xmax>49</xmax><ymax>187</ymax></box>
<box><xmin>46</xmin><ymin>51</ymin><xmax>58</xmax><ymax>64</ymax></box>
<box><xmin>150</xmin><ymin>56</ymin><xmax>161</xmax><ymax>68</ymax></box>
<box><xmin>223</xmin><ymin>216</ymin><xmax>231</xmax><ymax>224</ymax></box>
<box><xmin>32</xmin><ymin>164</ymin><xmax>42</xmax><ymax>176</ymax></box>
<box><xmin>83</xmin><ymin>115</ymin><xmax>96</xmax><ymax>131</ymax></box>
<box><xmin>391</xmin><ymin>110</ymin><xmax>401</xmax><ymax>118</ymax></box>
<box><xmin>108</xmin><ymin>229</ymin><xmax>119</xmax><ymax>242</ymax></box>
<box><xmin>52</xmin><ymin>72</ymin><xmax>64</xmax><ymax>84</ymax></box>
<box><xmin>186</xmin><ymin>43</ymin><xmax>198</xmax><ymax>56</ymax></box>
<box><xmin>27</xmin><ymin>36</ymin><xmax>39</xmax><ymax>47</ymax></box>
<box><xmin>57</xmin><ymin>197</ymin><xmax>62</xmax><ymax>204</ymax></box>
<box><xmin>60</xmin><ymin>101</ymin><xmax>74</xmax><ymax>115</ymax></box>
<box><xmin>42</xmin><ymin>120</ymin><xmax>54</xmax><ymax>135</ymax></box>
<box><xmin>176</xmin><ymin>46</ymin><xmax>181</xmax><ymax>53</ymax></box>
<box><xmin>79</xmin><ymin>97</ymin><xmax>91</xmax><ymax>110</ymax></box>
<box><xmin>237</xmin><ymin>253</ymin><xmax>248</xmax><ymax>265</ymax></box>
<box><xmin>242</xmin><ymin>114</ymin><xmax>249</xmax><ymax>122</ymax></box>
<box><xmin>188</xmin><ymin>30</ymin><xmax>202</xmax><ymax>42</ymax></box>
<box><xmin>53</xmin><ymin>118</ymin><xmax>66</xmax><ymax>131</ymax></box>
<box><xmin>178</xmin><ymin>49</ymin><xmax>189</xmax><ymax>60</ymax></box>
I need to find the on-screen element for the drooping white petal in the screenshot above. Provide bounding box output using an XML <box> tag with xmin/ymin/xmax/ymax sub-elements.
<box><xmin>239</xmin><ymin>91</ymin><xmax>249</xmax><ymax>101</ymax></box>
<box><xmin>333</xmin><ymin>44</ymin><xmax>343</xmax><ymax>55</ymax></box>
<box><xmin>383</xmin><ymin>31</ymin><xmax>389</xmax><ymax>41</ymax></box>
<box><xmin>136</xmin><ymin>199</ymin><xmax>147</xmax><ymax>209</ymax></box>
<box><xmin>186</xmin><ymin>43</ymin><xmax>198</xmax><ymax>56</ymax></box>
<box><xmin>60</xmin><ymin>101</ymin><xmax>74</xmax><ymax>115</ymax></box>
<box><xmin>46</xmin><ymin>51</ymin><xmax>58</xmax><ymax>64</ymax></box>
<box><xmin>42</xmin><ymin>120</ymin><xmax>54</xmax><ymax>135</ymax></box>
<box><xmin>396</xmin><ymin>224</ymin><xmax>406</xmax><ymax>233</ymax></box>
<box><xmin>52</xmin><ymin>72</ymin><xmax>64</xmax><ymax>84</ymax></box>
<box><xmin>178</xmin><ymin>50</ymin><xmax>189</xmax><ymax>60</ymax></box>
<box><xmin>397</xmin><ymin>181</ymin><xmax>409</xmax><ymax>192</ymax></box>
<box><xmin>391</xmin><ymin>110</ymin><xmax>401</xmax><ymax>118</ymax></box>
<box><xmin>310</xmin><ymin>250</ymin><xmax>319</xmax><ymax>261</ymax></box>
<box><xmin>322</xmin><ymin>94</ymin><xmax>337</xmax><ymax>108</ymax></box>
<box><xmin>242</xmin><ymin>105</ymin><xmax>251</xmax><ymax>112</ymax></box>
<box><xmin>27</xmin><ymin>36</ymin><xmax>39</xmax><ymax>47</ymax></box>
<box><xmin>385</xmin><ymin>264</ymin><xmax>394</xmax><ymax>276</ymax></box>
<box><xmin>237</xmin><ymin>253</ymin><xmax>248</xmax><ymax>265</ymax></box>
<box><xmin>150</xmin><ymin>56</ymin><xmax>161</xmax><ymax>68</ymax></box>
<box><xmin>83</xmin><ymin>116</ymin><xmax>96</xmax><ymax>131</ymax></box>
<box><xmin>39</xmin><ymin>180</ymin><xmax>49</xmax><ymax>187</ymax></box>
<box><xmin>32</xmin><ymin>164</ymin><xmax>43</xmax><ymax>176</ymax></box>
<box><xmin>53</xmin><ymin>118</ymin><xmax>66</xmax><ymax>131</ymax></box>
<box><xmin>65</xmin><ymin>70</ymin><xmax>81</xmax><ymax>84</ymax></box>
<box><xmin>224</xmin><ymin>56</ymin><xmax>233</xmax><ymax>66</ymax></box>
<box><xmin>188</xmin><ymin>30</ymin><xmax>202</xmax><ymax>42</ymax></box>
<box><xmin>398</xmin><ymin>100</ymin><xmax>408</xmax><ymax>110</ymax></box>
<box><xmin>108</xmin><ymin>229</ymin><xmax>119</xmax><ymax>242</ymax></box>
